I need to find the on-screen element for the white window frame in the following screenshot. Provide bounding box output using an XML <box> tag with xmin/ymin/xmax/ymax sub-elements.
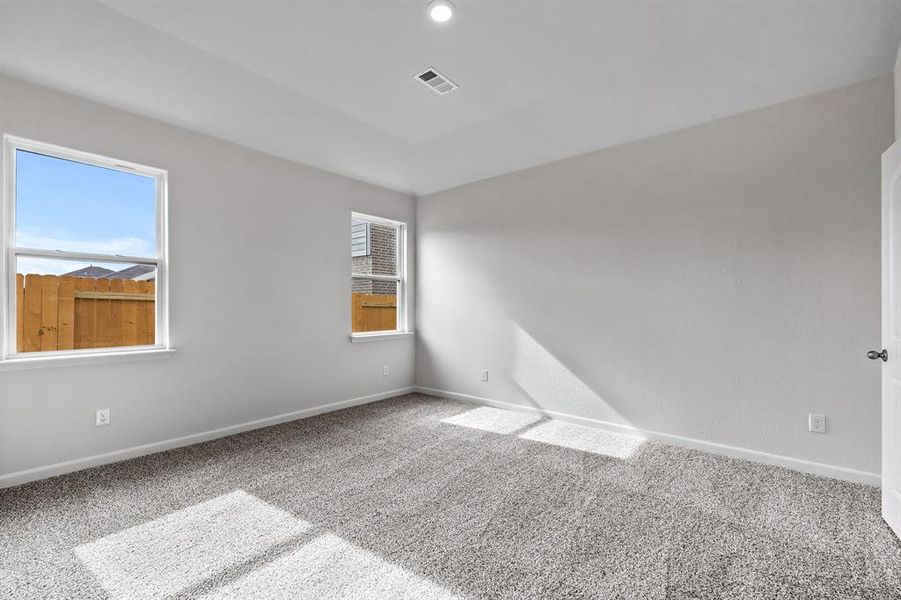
<box><xmin>1</xmin><ymin>135</ymin><xmax>170</xmax><ymax>364</ymax></box>
<box><xmin>350</xmin><ymin>211</ymin><xmax>410</xmax><ymax>340</ymax></box>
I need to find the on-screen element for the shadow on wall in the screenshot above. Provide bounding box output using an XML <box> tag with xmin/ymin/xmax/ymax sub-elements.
<box><xmin>418</xmin><ymin>276</ymin><xmax>648</xmax><ymax>461</ymax></box>
<box><xmin>417</xmin><ymin>307</ymin><xmax>643</xmax><ymax>429</ymax></box>
<box><xmin>416</xmin><ymin>226</ymin><xmax>655</xmax><ymax>434</ymax></box>
<box><xmin>508</xmin><ymin>322</ymin><xmax>633</xmax><ymax>426</ymax></box>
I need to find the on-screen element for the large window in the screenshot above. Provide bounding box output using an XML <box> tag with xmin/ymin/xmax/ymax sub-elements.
<box><xmin>2</xmin><ymin>136</ymin><xmax>168</xmax><ymax>359</ymax></box>
<box><xmin>351</xmin><ymin>213</ymin><xmax>406</xmax><ymax>335</ymax></box>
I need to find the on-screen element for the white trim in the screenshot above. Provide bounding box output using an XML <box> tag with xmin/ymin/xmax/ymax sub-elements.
<box><xmin>399</xmin><ymin>219</ymin><xmax>410</xmax><ymax>332</ymax></box>
<box><xmin>1</xmin><ymin>135</ymin><xmax>166</xmax><ymax>178</ymax></box>
<box><xmin>416</xmin><ymin>386</ymin><xmax>881</xmax><ymax>487</ymax></box>
<box><xmin>351</xmin><ymin>273</ymin><xmax>401</xmax><ymax>282</ymax></box>
<box><xmin>2</xmin><ymin>135</ymin><xmax>13</xmax><ymax>366</ymax></box>
<box><xmin>350</xmin><ymin>211</ymin><xmax>411</xmax><ymax>334</ymax></box>
<box><xmin>0</xmin><ymin>347</ymin><xmax>175</xmax><ymax>371</ymax></box>
<box><xmin>350</xmin><ymin>331</ymin><xmax>415</xmax><ymax>343</ymax></box>
<box><xmin>351</xmin><ymin>211</ymin><xmax>405</xmax><ymax>228</ymax></box>
<box><xmin>1</xmin><ymin>134</ymin><xmax>170</xmax><ymax>360</ymax></box>
<box><xmin>0</xmin><ymin>386</ymin><xmax>416</xmax><ymax>489</ymax></box>
<box><xmin>13</xmin><ymin>248</ymin><xmax>158</xmax><ymax>265</ymax></box>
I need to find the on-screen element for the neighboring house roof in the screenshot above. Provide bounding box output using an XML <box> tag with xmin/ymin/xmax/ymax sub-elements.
<box><xmin>61</xmin><ymin>264</ymin><xmax>155</xmax><ymax>281</ymax></box>
<box><xmin>104</xmin><ymin>265</ymin><xmax>155</xmax><ymax>280</ymax></box>
<box><xmin>62</xmin><ymin>266</ymin><xmax>115</xmax><ymax>278</ymax></box>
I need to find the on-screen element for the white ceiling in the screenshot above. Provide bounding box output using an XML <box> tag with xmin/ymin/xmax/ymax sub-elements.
<box><xmin>1</xmin><ymin>1</ymin><xmax>900</xmax><ymax>195</ymax></box>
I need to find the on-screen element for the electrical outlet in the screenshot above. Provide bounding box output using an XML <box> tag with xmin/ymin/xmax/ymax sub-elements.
<box><xmin>96</xmin><ymin>408</ymin><xmax>110</xmax><ymax>427</ymax></box>
<box><xmin>808</xmin><ymin>413</ymin><xmax>826</xmax><ymax>434</ymax></box>
<box><xmin>481</xmin><ymin>368</ymin><xmax>489</xmax><ymax>382</ymax></box>
<box><xmin>383</xmin><ymin>365</ymin><xmax>390</xmax><ymax>377</ymax></box>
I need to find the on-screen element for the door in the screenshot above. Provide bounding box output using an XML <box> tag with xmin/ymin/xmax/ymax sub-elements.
<box><xmin>880</xmin><ymin>139</ymin><xmax>901</xmax><ymax>539</ymax></box>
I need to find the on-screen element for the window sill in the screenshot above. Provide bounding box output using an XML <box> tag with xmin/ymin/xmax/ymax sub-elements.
<box><xmin>0</xmin><ymin>348</ymin><xmax>176</xmax><ymax>371</ymax></box>
<box><xmin>349</xmin><ymin>331</ymin><xmax>415</xmax><ymax>344</ymax></box>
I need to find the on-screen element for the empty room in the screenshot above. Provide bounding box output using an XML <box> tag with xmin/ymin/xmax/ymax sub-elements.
<box><xmin>2</xmin><ymin>0</ymin><xmax>901</xmax><ymax>598</ymax></box>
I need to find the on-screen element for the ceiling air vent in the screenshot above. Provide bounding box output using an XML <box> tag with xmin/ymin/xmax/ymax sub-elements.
<box><xmin>415</xmin><ymin>67</ymin><xmax>458</xmax><ymax>95</ymax></box>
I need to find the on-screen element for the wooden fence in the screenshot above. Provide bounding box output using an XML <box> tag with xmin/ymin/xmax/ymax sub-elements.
<box><xmin>16</xmin><ymin>274</ymin><xmax>155</xmax><ymax>352</ymax></box>
<box><xmin>17</xmin><ymin>277</ymin><xmax>393</xmax><ymax>350</ymax></box>
<box><xmin>352</xmin><ymin>292</ymin><xmax>397</xmax><ymax>333</ymax></box>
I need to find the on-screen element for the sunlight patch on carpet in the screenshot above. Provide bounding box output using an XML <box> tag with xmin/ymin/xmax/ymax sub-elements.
<box><xmin>201</xmin><ymin>532</ymin><xmax>463</xmax><ymax>599</ymax></box>
<box><xmin>75</xmin><ymin>490</ymin><xmax>312</xmax><ymax>600</ymax></box>
<box><xmin>441</xmin><ymin>406</ymin><xmax>644</xmax><ymax>459</ymax></box>
<box><xmin>518</xmin><ymin>419</ymin><xmax>644</xmax><ymax>459</ymax></box>
<box><xmin>440</xmin><ymin>406</ymin><xmax>542</xmax><ymax>434</ymax></box>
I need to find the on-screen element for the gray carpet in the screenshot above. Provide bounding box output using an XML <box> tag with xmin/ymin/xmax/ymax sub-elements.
<box><xmin>1</xmin><ymin>393</ymin><xmax>899</xmax><ymax>599</ymax></box>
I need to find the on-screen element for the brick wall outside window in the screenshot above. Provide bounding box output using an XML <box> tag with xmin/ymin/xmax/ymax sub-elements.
<box><xmin>351</xmin><ymin>222</ymin><xmax>397</xmax><ymax>295</ymax></box>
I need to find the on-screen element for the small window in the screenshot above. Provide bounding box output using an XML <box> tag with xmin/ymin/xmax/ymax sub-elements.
<box><xmin>3</xmin><ymin>136</ymin><xmax>169</xmax><ymax>358</ymax></box>
<box><xmin>351</xmin><ymin>213</ymin><xmax>406</xmax><ymax>334</ymax></box>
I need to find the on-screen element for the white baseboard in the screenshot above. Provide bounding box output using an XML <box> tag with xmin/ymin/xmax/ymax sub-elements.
<box><xmin>416</xmin><ymin>386</ymin><xmax>881</xmax><ymax>487</ymax></box>
<box><xmin>3</xmin><ymin>385</ymin><xmax>880</xmax><ymax>489</ymax></box>
<box><xmin>0</xmin><ymin>386</ymin><xmax>416</xmax><ymax>489</ymax></box>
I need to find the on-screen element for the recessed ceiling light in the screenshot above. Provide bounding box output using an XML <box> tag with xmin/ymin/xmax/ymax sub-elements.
<box><xmin>427</xmin><ymin>0</ymin><xmax>454</xmax><ymax>23</ymax></box>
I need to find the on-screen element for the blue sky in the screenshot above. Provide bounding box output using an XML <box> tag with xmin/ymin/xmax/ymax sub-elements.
<box><xmin>16</xmin><ymin>150</ymin><xmax>156</xmax><ymax>275</ymax></box>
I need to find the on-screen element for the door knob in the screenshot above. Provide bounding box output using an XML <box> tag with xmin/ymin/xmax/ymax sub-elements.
<box><xmin>867</xmin><ymin>349</ymin><xmax>888</xmax><ymax>362</ymax></box>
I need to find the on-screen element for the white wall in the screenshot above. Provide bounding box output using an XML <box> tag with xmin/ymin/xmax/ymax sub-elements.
<box><xmin>0</xmin><ymin>74</ymin><xmax>416</xmax><ymax>482</ymax></box>
<box><xmin>417</xmin><ymin>75</ymin><xmax>893</xmax><ymax>478</ymax></box>
<box><xmin>895</xmin><ymin>43</ymin><xmax>901</xmax><ymax>140</ymax></box>
<box><xmin>1</xmin><ymin>70</ymin><xmax>894</xmax><ymax>485</ymax></box>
